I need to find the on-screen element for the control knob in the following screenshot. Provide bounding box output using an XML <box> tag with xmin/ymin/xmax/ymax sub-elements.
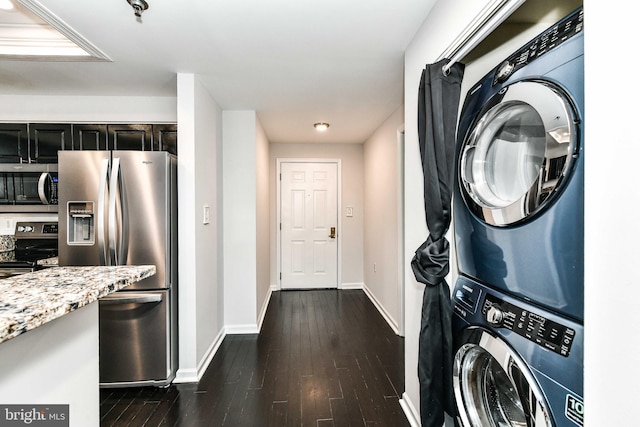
<box><xmin>486</xmin><ymin>304</ymin><xmax>504</xmax><ymax>326</ymax></box>
<box><xmin>495</xmin><ymin>60</ymin><xmax>515</xmax><ymax>83</ymax></box>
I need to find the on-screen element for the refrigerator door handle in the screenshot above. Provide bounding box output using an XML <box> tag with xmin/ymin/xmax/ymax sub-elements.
<box><xmin>97</xmin><ymin>158</ymin><xmax>110</xmax><ymax>265</ymax></box>
<box><xmin>108</xmin><ymin>158</ymin><xmax>129</xmax><ymax>265</ymax></box>
<box><xmin>100</xmin><ymin>293</ymin><xmax>163</xmax><ymax>305</ymax></box>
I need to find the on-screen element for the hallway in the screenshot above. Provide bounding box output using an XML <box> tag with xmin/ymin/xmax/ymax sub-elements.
<box><xmin>100</xmin><ymin>289</ymin><xmax>409</xmax><ymax>426</ymax></box>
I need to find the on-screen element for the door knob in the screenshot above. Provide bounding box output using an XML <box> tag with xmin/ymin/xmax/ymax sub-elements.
<box><xmin>329</xmin><ymin>227</ymin><xmax>336</xmax><ymax>239</ymax></box>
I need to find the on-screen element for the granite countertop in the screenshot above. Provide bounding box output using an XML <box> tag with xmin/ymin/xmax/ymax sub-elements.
<box><xmin>0</xmin><ymin>265</ymin><xmax>156</xmax><ymax>344</ymax></box>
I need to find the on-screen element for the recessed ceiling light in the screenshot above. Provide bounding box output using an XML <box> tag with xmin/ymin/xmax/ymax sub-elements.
<box><xmin>314</xmin><ymin>122</ymin><xmax>330</xmax><ymax>131</ymax></box>
<box><xmin>0</xmin><ymin>0</ymin><xmax>14</xmax><ymax>11</ymax></box>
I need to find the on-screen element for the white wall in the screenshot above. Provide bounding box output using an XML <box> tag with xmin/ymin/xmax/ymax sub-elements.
<box><xmin>256</xmin><ymin>119</ymin><xmax>271</xmax><ymax>325</ymax></box>
<box><xmin>176</xmin><ymin>73</ymin><xmax>224</xmax><ymax>382</ymax></box>
<box><xmin>363</xmin><ymin>106</ymin><xmax>404</xmax><ymax>333</ymax></box>
<box><xmin>0</xmin><ymin>95</ymin><xmax>176</xmax><ymax>123</ymax></box>
<box><xmin>585</xmin><ymin>1</ymin><xmax>640</xmax><ymax>423</ymax></box>
<box><xmin>192</xmin><ymin>76</ymin><xmax>224</xmax><ymax>372</ymax></box>
<box><xmin>222</xmin><ymin>111</ymin><xmax>259</xmax><ymax>332</ymax></box>
<box><xmin>269</xmin><ymin>143</ymin><xmax>364</xmax><ymax>289</ymax></box>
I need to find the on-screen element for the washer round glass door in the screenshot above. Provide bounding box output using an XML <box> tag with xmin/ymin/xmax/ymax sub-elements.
<box><xmin>459</xmin><ymin>80</ymin><xmax>579</xmax><ymax>226</ymax></box>
<box><xmin>453</xmin><ymin>329</ymin><xmax>552</xmax><ymax>427</ymax></box>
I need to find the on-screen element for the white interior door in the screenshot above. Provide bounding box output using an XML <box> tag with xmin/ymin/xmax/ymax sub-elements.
<box><xmin>280</xmin><ymin>162</ymin><xmax>338</xmax><ymax>289</ymax></box>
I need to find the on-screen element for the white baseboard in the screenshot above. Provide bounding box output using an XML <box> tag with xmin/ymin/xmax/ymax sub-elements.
<box><xmin>340</xmin><ymin>282</ymin><xmax>364</xmax><ymax>290</ymax></box>
<box><xmin>196</xmin><ymin>327</ymin><xmax>225</xmax><ymax>378</ymax></box>
<box><xmin>174</xmin><ymin>326</ymin><xmax>226</xmax><ymax>384</ymax></box>
<box><xmin>173</xmin><ymin>368</ymin><xmax>198</xmax><ymax>384</ymax></box>
<box><xmin>225</xmin><ymin>324</ymin><xmax>259</xmax><ymax>334</ymax></box>
<box><xmin>175</xmin><ymin>287</ymin><xmax>276</xmax><ymax>384</ymax></box>
<box><xmin>226</xmin><ymin>284</ymin><xmax>275</xmax><ymax>335</ymax></box>
<box><xmin>362</xmin><ymin>283</ymin><xmax>400</xmax><ymax>335</ymax></box>
<box><xmin>256</xmin><ymin>285</ymin><xmax>275</xmax><ymax>332</ymax></box>
<box><xmin>400</xmin><ymin>392</ymin><xmax>421</xmax><ymax>427</ymax></box>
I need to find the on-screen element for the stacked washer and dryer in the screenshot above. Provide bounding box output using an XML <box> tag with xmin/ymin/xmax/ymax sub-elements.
<box><xmin>451</xmin><ymin>7</ymin><xmax>584</xmax><ymax>427</ymax></box>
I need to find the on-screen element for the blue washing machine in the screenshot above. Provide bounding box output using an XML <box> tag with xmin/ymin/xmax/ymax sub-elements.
<box><xmin>452</xmin><ymin>277</ymin><xmax>583</xmax><ymax>427</ymax></box>
<box><xmin>453</xmin><ymin>8</ymin><xmax>584</xmax><ymax>322</ymax></box>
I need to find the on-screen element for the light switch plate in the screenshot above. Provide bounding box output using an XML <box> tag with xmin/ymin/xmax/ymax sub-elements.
<box><xmin>346</xmin><ymin>207</ymin><xmax>353</xmax><ymax>217</ymax></box>
<box><xmin>203</xmin><ymin>205</ymin><xmax>210</xmax><ymax>225</ymax></box>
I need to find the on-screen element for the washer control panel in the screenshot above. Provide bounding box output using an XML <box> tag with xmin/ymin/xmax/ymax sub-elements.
<box><xmin>482</xmin><ymin>294</ymin><xmax>576</xmax><ymax>357</ymax></box>
<box><xmin>493</xmin><ymin>7</ymin><xmax>583</xmax><ymax>85</ymax></box>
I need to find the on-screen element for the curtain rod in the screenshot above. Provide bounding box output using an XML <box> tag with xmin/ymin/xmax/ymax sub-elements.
<box><xmin>438</xmin><ymin>0</ymin><xmax>526</xmax><ymax>75</ymax></box>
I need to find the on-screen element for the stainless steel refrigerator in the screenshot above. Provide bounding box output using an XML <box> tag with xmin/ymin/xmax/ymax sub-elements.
<box><xmin>58</xmin><ymin>150</ymin><xmax>178</xmax><ymax>388</ymax></box>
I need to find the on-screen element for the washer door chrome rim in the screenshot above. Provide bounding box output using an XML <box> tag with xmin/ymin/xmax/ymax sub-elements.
<box><xmin>453</xmin><ymin>328</ymin><xmax>552</xmax><ymax>427</ymax></box>
<box><xmin>459</xmin><ymin>80</ymin><xmax>579</xmax><ymax>226</ymax></box>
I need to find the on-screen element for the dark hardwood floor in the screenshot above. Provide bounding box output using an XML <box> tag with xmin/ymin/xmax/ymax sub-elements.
<box><xmin>100</xmin><ymin>289</ymin><xmax>409</xmax><ymax>426</ymax></box>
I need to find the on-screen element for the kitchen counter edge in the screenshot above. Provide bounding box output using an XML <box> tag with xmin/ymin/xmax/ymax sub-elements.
<box><xmin>0</xmin><ymin>265</ymin><xmax>156</xmax><ymax>344</ymax></box>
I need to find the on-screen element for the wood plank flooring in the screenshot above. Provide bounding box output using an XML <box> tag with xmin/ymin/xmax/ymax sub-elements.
<box><xmin>100</xmin><ymin>289</ymin><xmax>409</xmax><ymax>426</ymax></box>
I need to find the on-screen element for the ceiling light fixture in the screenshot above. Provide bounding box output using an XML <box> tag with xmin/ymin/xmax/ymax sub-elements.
<box><xmin>0</xmin><ymin>0</ymin><xmax>14</xmax><ymax>10</ymax></box>
<box><xmin>127</xmin><ymin>0</ymin><xmax>149</xmax><ymax>18</ymax></box>
<box><xmin>314</xmin><ymin>122</ymin><xmax>330</xmax><ymax>131</ymax></box>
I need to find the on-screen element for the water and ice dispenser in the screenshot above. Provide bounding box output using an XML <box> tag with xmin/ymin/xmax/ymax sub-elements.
<box><xmin>67</xmin><ymin>202</ymin><xmax>95</xmax><ymax>245</ymax></box>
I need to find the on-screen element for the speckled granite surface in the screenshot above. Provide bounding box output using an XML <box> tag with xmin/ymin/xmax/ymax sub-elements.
<box><xmin>0</xmin><ymin>265</ymin><xmax>156</xmax><ymax>344</ymax></box>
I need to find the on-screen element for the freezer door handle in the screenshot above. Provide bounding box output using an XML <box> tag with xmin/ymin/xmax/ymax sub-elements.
<box><xmin>100</xmin><ymin>293</ymin><xmax>163</xmax><ymax>305</ymax></box>
<box><xmin>97</xmin><ymin>158</ymin><xmax>110</xmax><ymax>265</ymax></box>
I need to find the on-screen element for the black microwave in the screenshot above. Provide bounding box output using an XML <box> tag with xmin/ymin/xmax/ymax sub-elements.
<box><xmin>0</xmin><ymin>164</ymin><xmax>58</xmax><ymax>212</ymax></box>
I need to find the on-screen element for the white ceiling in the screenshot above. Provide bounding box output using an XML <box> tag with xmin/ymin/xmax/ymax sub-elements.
<box><xmin>0</xmin><ymin>0</ymin><xmax>582</xmax><ymax>145</ymax></box>
<box><xmin>0</xmin><ymin>0</ymin><xmax>438</xmax><ymax>144</ymax></box>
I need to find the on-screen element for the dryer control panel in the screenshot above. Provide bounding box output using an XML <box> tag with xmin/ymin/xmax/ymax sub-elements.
<box><xmin>493</xmin><ymin>7</ymin><xmax>583</xmax><ymax>85</ymax></box>
<box><xmin>482</xmin><ymin>294</ymin><xmax>576</xmax><ymax>357</ymax></box>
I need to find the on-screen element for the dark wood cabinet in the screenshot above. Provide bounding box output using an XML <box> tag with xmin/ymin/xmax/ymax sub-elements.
<box><xmin>0</xmin><ymin>123</ymin><xmax>29</xmax><ymax>163</ymax></box>
<box><xmin>73</xmin><ymin>124</ymin><xmax>108</xmax><ymax>150</ymax></box>
<box><xmin>29</xmin><ymin>123</ymin><xmax>72</xmax><ymax>163</ymax></box>
<box><xmin>1</xmin><ymin>123</ymin><xmax>176</xmax><ymax>162</ymax></box>
<box><xmin>153</xmin><ymin>124</ymin><xmax>177</xmax><ymax>155</ymax></box>
<box><xmin>107</xmin><ymin>124</ymin><xmax>152</xmax><ymax>151</ymax></box>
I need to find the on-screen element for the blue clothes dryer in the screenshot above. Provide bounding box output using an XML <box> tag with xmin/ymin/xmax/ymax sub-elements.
<box><xmin>453</xmin><ymin>8</ymin><xmax>584</xmax><ymax>322</ymax></box>
<box><xmin>452</xmin><ymin>277</ymin><xmax>583</xmax><ymax>427</ymax></box>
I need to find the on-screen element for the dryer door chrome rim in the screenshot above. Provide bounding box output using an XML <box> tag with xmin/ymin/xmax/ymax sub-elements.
<box><xmin>453</xmin><ymin>328</ymin><xmax>552</xmax><ymax>427</ymax></box>
<box><xmin>459</xmin><ymin>80</ymin><xmax>579</xmax><ymax>226</ymax></box>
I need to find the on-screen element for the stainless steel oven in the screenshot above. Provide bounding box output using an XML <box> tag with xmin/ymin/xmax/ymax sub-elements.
<box><xmin>0</xmin><ymin>164</ymin><xmax>58</xmax><ymax>213</ymax></box>
<box><xmin>0</xmin><ymin>222</ymin><xmax>58</xmax><ymax>278</ymax></box>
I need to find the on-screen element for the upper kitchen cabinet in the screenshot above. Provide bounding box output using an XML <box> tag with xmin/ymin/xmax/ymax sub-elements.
<box><xmin>73</xmin><ymin>124</ymin><xmax>108</xmax><ymax>150</ymax></box>
<box><xmin>29</xmin><ymin>123</ymin><xmax>73</xmax><ymax>163</ymax></box>
<box><xmin>153</xmin><ymin>124</ymin><xmax>177</xmax><ymax>155</ymax></box>
<box><xmin>108</xmin><ymin>124</ymin><xmax>152</xmax><ymax>151</ymax></box>
<box><xmin>0</xmin><ymin>123</ymin><xmax>29</xmax><ymax>163</ymax></box>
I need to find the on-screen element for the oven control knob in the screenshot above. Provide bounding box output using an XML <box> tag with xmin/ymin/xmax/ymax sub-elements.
<box><xmin>486</xmin><ymin>305</ymin><xmax>504</xmax><ymax>326</ymax></box>
<box><xmin>17</xmin><ymin>226</ymin><xmax>25</xmax><ymax>232</ymax></box>
<box><xmin>24</xmin><ymin>226</ymin><xmax>34</xmax><ymax>232</ymax></box>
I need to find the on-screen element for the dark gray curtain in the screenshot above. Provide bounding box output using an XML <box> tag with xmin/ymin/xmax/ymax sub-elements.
<box><xmin>412</xmin><ymin>58</ymin><xmax>464</xmax><ymax>427</ymax></box>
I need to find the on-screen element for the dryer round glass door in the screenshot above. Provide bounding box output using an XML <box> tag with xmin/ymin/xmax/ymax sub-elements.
<box><xmin>453</xmin><ymin>329</ymin><xmax>552</xmax><ymax>427</ymax></box>
<box><xmin>459</xmin><ymin>80</ymin><xmax>579</xmax><ymax>226</ymax></box>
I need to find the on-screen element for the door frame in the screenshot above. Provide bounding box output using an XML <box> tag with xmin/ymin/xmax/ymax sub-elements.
<box><xmin>276</xmin><ymin>158</ymin><xmax>342</xmax><ymax>291</ymax></box>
